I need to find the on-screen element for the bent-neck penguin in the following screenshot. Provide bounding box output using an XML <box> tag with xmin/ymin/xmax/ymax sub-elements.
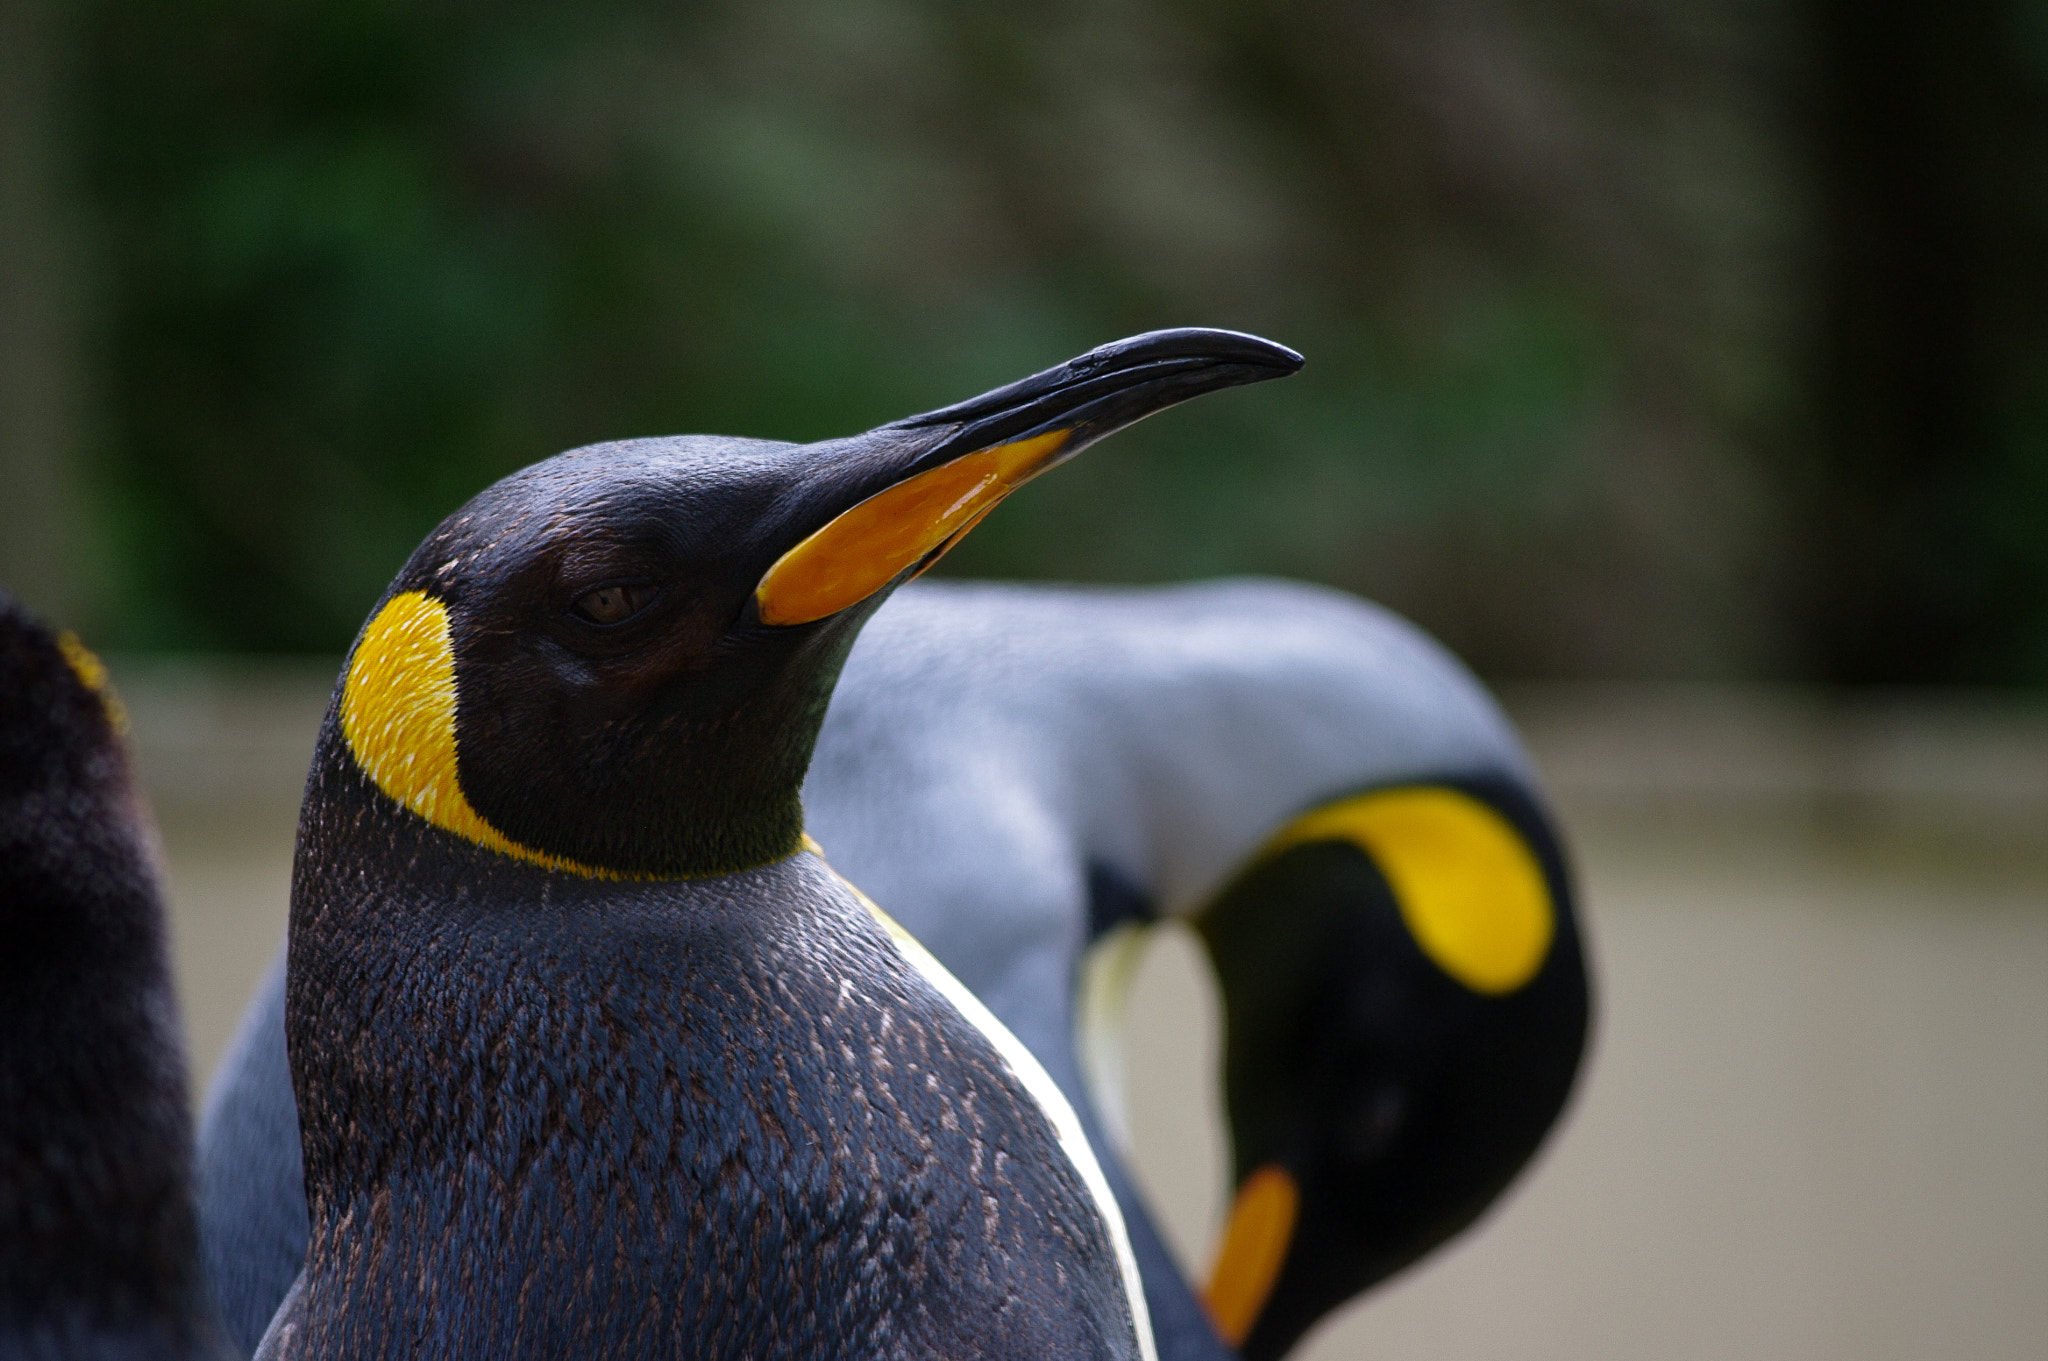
<box><xmin>0</xmin><ymin>595</ymin><xmax>231</xmax><ymax>1360</ymax></box>
<box><xmin>802</xmin><ymin>580</ymin><xmax>1588</xmax><ymax>1361</ymax></box>
<box><xmin>254</xmin><ymin>330</ymin><xmax>1302</xmax><ymax>1360</ymax></box>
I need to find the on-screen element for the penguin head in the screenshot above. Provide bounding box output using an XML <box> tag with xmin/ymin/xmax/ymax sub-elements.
<box><xmin>335</xmin><ymin>329</ymin><xmax>1302</xmax><ymax>879</ymax></box>
<box><xmin>1198</xmin><ymin>778</ymin><xmax>1590</xmax><ymax>1361</ymax></box>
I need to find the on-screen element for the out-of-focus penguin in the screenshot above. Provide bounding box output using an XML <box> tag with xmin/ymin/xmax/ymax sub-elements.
<box><xmin>805</xmin><ymin>578</ymin><xmax>1589</xmax><ymax>1361</ymax></box>
<box><xmin>0</xmin><ymin>595</ymin><xmax>232</xmax><ymax>1360</ymax></box>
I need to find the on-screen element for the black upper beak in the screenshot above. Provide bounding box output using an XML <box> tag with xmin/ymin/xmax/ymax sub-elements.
<box><xmin>885</xmin><ymin>327</ymin><xmax>1305</xmax><ymax>478</ymax></box>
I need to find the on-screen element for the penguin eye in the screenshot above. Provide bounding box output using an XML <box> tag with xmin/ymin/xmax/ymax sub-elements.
<box><xmin>570</xmin><ymin>583</ymin><xmax>656</xmax><ymax>626</ymax></box>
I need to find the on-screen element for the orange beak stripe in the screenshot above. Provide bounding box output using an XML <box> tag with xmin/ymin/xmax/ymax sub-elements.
<box><xmin>1203</xmin><ymin>1163</ymin><xmax>1300</xmax><ymax>1348</ymax></box>
<box><xmin>754</xmin><ymin>428</ymin><xmax>1071</xmax><ymax>626</ymax></box>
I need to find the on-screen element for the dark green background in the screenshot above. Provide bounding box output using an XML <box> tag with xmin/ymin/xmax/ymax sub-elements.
<box><xmin>7</xmin><ymin>0</ymin><xmax>2048</xmax><ymax>682</ymax></box>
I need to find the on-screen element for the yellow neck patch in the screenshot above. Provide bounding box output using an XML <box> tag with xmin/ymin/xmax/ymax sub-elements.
<box><xmin>339</xmin><ymin>591</ymin><xmax>616</xmax><ymax>878</ymax></box>
<box><xmin>754</xmin><ymin>428</ymin><xmax>1071</xmax><ymax>626</ymax></box>
<box><xmin>1262</xmin><ymin>786</ymin><xmax>1555</xmax><ymax>995</ymax></box>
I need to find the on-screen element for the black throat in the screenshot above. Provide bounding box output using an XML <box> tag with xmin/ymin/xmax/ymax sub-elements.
<box><xmin>447</xmin><ymin>600</ymin><xmax>875</xmax><ymax>879</ymax></box>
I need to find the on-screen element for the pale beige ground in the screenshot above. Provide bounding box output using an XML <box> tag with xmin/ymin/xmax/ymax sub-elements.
<box><xmin>120</xmin><ymin>664</ymin><xmax>2048</xmax><ymax>1361</ymax></box>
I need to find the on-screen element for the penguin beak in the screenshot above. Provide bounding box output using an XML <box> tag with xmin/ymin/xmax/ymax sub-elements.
<box><xmin>752</xmin><ymin>328</ymin><xmax>1304</xmax><ymax>627</ymax></box>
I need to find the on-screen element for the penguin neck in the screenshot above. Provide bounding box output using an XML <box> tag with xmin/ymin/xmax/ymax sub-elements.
<box><xmin>439</xmin><ymin>599</ymin><xmax>876</xmax><ymax>879</ymax></box>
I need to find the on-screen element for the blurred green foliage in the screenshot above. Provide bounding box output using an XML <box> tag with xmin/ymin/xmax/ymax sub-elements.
<box><xmin>54</xmin><ymin>0</ymin><xmax>2048</xmax><ymax>679</ymax></box>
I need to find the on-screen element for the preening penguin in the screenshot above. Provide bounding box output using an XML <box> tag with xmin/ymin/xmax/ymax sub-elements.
<box><xmin>0</xmin><ymin>596</ymin><xmax>230</xmax><ymax>1360</ymax></box>
<box><xmin>803</xmin><ymin>579</ymin><xmax>1589</xmax><ymax>1361</ymax></box>
<box><xmin>255</xmin><ymin>330</ymin><xmax>1301</xmax><ymax>1360</ymax></box>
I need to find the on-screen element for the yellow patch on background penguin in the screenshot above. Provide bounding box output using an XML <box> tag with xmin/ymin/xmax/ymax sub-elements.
<box><xmin>340</xmin><ymin>591</ymin><xmax>615</xmax><ymax>878</ymax></box>
<box><xmin>1263</xmin><ymin>787</ymin><xmax>1554</xmax><ymax>995</ymax></box>
<box><xmin>56</xmin><ymin>630</ymin><xmax>129</xmax><ymax>736</ymax></box>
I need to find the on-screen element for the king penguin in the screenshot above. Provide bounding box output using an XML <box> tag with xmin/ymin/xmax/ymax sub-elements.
<box><xmin>200</xmin><ymin>340</ymin><xmax>1589</xmax><ymax>1361</ymax></box>
<box><xmin>249</xmin><ymin>329</ymin><xmax>1302</xmax><ymax>1360</ymax></box>
<box><xmin>0</xmin><ymin>595</ymin><xmax>232</xmax><ymax>1360</ymax></box>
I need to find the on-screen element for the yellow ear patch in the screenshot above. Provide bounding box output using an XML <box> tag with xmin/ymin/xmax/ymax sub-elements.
<box><xmin>754</xmin><ymin>428</ymin><xmax>1070</xmax><ymax>626</ymax></box>
<box><xmin>1263</xmin><ymin>787</ymin><xmax>1555</xmax><ymax>995</ymax></box>
<box><xmin>340</xmin><ymin>591</ymin><xmax>614</xmax><ymax>878</ymax></box>
<box><xmin>56</xmin><ymin>630</ymin><xmax>129</xmax><ymax>737</ymax></box>
<box><xmin>1204</xmin><ymin>1163</ymin><xmax>1300</xmax><ymax>1347</ymax></box>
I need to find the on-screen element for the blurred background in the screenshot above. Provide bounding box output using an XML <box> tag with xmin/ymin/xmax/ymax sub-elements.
<box><xmin>3</xmin><ymin>0</ymin><xmax>2046</xmax><ymax>1357</ymax></box>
